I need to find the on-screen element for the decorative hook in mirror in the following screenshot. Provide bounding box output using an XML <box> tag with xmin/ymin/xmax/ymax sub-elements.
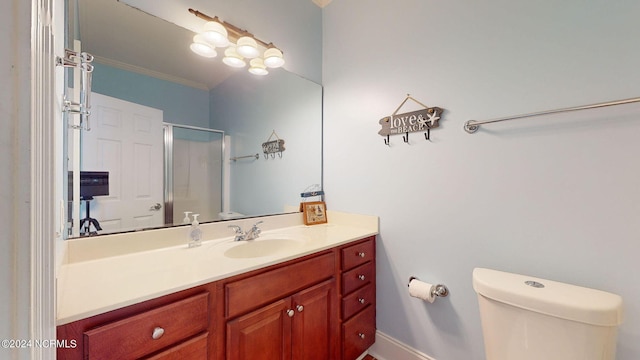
<box><xmin>262</xmin><ymin>130</ymin><xmax>286</xmax><ymax>159</ymax></box>
<box><xmin>378</xmin><ymin>94</ymin><xmax>444</xmax><ymax>146</ymax></box>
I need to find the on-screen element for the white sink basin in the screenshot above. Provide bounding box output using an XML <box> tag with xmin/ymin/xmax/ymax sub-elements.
<box><xmin>224</xmin><ymin>239</ymin><xmax>302</xmax><ymax>259</ymax></box>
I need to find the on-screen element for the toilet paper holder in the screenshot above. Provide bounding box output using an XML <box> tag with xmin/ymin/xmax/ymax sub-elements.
<box><xmin>408</xmin><ymin>276</ymin><xmax>449</xmax><ymax>298</ymax></box>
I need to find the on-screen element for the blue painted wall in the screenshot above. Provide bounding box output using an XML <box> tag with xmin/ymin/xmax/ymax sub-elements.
<box><xmin>323</xmin><ymin>1</ymin><xmax>640</xmax><ymax>359</ymax></box>
<box><xmin>91</xmin><ymin>62</ymin><xmax>210</xmax><ymax>127</ymax></box>
<box><xmin>209</xmin><ymin>69</ymin><xmax>322</xmax><ymax>216</ymax></box>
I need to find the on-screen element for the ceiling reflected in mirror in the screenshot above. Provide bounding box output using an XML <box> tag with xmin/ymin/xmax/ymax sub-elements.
<box><xmin>78</xmin><ymin>0</ymin><xmax>236</xmax><ymax>90</ymax></box>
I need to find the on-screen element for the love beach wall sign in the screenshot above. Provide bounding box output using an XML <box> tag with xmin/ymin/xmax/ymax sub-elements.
<box><xmin>378</xmin><ymin>94</ymin><xmax>444</xmax><ymax>145</ymax></box>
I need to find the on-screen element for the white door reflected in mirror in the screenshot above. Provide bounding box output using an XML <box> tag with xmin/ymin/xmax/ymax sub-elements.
<box><xmin>80</xmin><ymin>93</ymin><xmax>164</xmax><ymax>234</ymax></box>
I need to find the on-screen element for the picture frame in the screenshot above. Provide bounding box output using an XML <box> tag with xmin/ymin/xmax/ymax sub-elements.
<box><xmin>301</xmin><ymin>201</ymin><xmax>328</xmax><ymax>225</ymax></box>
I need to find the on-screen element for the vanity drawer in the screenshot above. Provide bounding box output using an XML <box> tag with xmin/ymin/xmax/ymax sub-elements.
<box><xmin>342</xmin><ymin>261</ymin><xmax>374</xmax><ymax>294</ymax></box>
<box><xmin>144</xmin><ymin>332</ymin><xmax>208</xmax><ymax>360</ymax></box>
<box><xmin>341</xmin><ymin>237</ymin><xmax>375</xmax><ymax>271</ymax></box>
<box><xmin>226</xmin><ymin>252</ymin><xmax>334</xmax><ymax>318</ymax></box>
<box><xmin>342</xmin><ymin>283</ymin><xmax>374</xmax><ymax>320</ymax></box>
<box><xmin>342</xmin><ymin>305</ymin><xmax>376</xmax><ymax>360</ymax></box>
<box><xmin>84</xmin><ymin>293</ymin><xmax>209</xmax><ymax>360</ymax></box>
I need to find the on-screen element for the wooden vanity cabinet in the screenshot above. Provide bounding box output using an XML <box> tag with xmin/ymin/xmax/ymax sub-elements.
<box><xmin>339</xmin><ymin>237</ymin><xmax>376</xmax><ymax>360</ymax></box>
<box><xmin>56</xmin><ymin>283</ymin><xmax>219</xmax><ymax>360</ymax></box>
<box><xmin>83</xmin><ymin>293</ymin><xmax>209</xmax><ymax>359</ymax></box>
<box><xmin>226</xmin><ymin>279</ymin><xmax>335</xmax><ymax>360</ymax></box>
<box><xmin>222</xmin><ymin>252</ymin><xmax>339</xmax><ymax>360</ymax></box>
<box><xmin>145</xmin><ymin>332</ymin><xmax>208</xmax><ymax>359</ymax></box>
<box><xmin>57</xmin><ymin>236</ymin><xmax>377</xmax><ymax>360</ymax></box>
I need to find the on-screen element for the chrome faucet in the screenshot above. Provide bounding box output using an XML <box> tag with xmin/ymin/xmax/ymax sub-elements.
<box><xmin>228</xmin><ymin>221</ymin><xmax>263</xmax><ymax>241</ymax></box>
<box><xmin>245</xmin><ymin>221</ymin><xmax>263</xmax><ymax>240</ymax></box>
<box><xmin>228</xmin><ymin>225</ymin><xmax>245</xmax><ymax>241</ymax></box>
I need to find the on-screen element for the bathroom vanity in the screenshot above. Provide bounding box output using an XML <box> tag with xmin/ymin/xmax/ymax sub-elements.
<box><xmin>56</xmin><ymin>212</ymin><xmax>378</xmax><ymax>360</ymax></box>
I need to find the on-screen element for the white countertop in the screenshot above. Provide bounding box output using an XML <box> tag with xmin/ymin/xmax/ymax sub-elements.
<box><xmin>56</xmin><ymin>211</ymin><xmax>378</xmax><ymax>325</ymax></box>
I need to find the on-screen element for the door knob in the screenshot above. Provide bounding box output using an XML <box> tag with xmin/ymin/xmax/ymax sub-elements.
<box><xmin>149</xmin><ymin>203</ymin><xmax>162</xmax><ymax>211</ymax></box>
<box><xmin>296</xmin><ymin>305</ymin><xmax>304</xmax><ymax>312</ymax></box>
<box><xmin>286</xmin><ymin>309</ymin><xmax>295</xmax><ymax>317</ymax></box>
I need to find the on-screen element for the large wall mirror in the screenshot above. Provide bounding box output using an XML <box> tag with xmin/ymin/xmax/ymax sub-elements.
<box><xmin>64</xmin><ymin>0</ymin><xmax>323</xmax><ymax>238</ymax></box>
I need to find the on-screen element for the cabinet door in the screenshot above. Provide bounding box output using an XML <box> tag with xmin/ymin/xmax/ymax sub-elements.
<box><xmin>291</xmin><ymin>279</ymin><xmax>336</xmax><ymax>360</ymax></box>
<box><xmin>227</xmin><ymin>298</ymin><xmax>292</xmax><ymax>360</ymax></box>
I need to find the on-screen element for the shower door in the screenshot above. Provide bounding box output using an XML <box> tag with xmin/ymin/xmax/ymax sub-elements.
<box><xmin>164</xmin><ymin>124</ymin><xmax>224</xmax><ymax>225</ymax></box>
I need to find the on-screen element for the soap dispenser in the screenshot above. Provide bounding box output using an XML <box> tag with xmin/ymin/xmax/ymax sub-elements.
<box><xmin>183</xmin><ymin>211</ymin><xmax>192</xmax><ymax>224</ymax></box>
<box><xmin>188</xmin><ymin>213</ymin><xmax>202</xmax><ymax>248</ymax></box>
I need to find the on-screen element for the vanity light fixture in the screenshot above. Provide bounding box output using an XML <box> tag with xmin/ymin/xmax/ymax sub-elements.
<box><xmin>222</xmin><ymin>46</ymin><xmax>247</xmax><ymax>68</ymax></box>
<box><xmin>236</xmin><ymin>36</ymin><xmax>260</xmax><ymax>59</ymax></box>
<box><xmin>188</xmin><ymin>8</ymin><xmax>285</xmax><ymax>76</ymax></box>
<box><xmin>190</xmin><ymin>34</ymin><xmax>217</xmax><ymax>58</ymax></box>
<box><xmin>248</xmin><ymin>58</ymin><xmax>268</xmax><ymax>75</ymax></box>
<box><xmin>201</xmin><ymin>18</ymin><xmax>229</xmax><ymax>47</ymax></box>
<box><xmin>263</xmin><ymin>45</ymin><xmax>285</xmax><ymax>68</ymax></box>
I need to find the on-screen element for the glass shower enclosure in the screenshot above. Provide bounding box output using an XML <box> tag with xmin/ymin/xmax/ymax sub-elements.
<box><xmin>163</xmin><ymin>124</ymin><xmax>224</xmax><ymax>226</ymax></box>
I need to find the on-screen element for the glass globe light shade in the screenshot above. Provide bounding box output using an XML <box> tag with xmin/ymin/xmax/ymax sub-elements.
<box><xmin>263</xmin><ymin>47</ymin><xmax>285</xmax><ymax>68</ymax></box>
<box><xmin>190</xmin><ymin>35</ymin><xmax>217</xmax><ymax>58</ymax></box>
<box><xmin>202</xmin><ymin>21</ymin><xmax>229</xmax><ymax>47</ymax></box>
<box><xmin>222</xmin><ymin>47</ymin><xmax>247</xmax><ymax>68</ymax></box>
<box><xmin>248</xmin><ymin>58</ymin><xmax>268</xmax><ymax>76</ymax></box>
<box><xmin>236</xmin><ymin>36</ymin><xmax>260</xmax><ymax>59</ymax></box>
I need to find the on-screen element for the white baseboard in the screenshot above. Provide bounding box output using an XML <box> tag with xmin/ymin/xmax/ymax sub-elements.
<box><xmin>368</xmin><ymin>331</ymin><xmax>436</xmax><ymax>360</ymax></box>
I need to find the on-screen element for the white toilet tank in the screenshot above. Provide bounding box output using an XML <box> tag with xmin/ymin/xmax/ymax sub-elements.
<box><xmin>473</xmin><ymin>268</ymin><xmax>623</xmax><ymax>360</ymax></box>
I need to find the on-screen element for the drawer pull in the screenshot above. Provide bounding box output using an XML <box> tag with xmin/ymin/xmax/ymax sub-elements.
<box><xmin>358</xmin><ymin>332</ymin><xmax>366</xmax><ymax>339</ymax></box>
<box><xmin>286</xmin><ymin>309</ymin><xmax>295</xmax><ymax>317</ymax></box>
<box><xmin>358</xmin><ymin>298</ymin><xmax>366</xmax><ymax>304</ymax></box>
<box><xmin>358</xmin><ymin>252</ymin><xmax>366</xmax><ymax>258</ymax></box>
<box><xmin>358</xmin><ymin>274</ymin><xmax>366</xmax><ymax>281</ymax></box>
<box><xmin>151</xmin><ymin>327</ymin><xmax>165</xmax><ymax>340</ymax></box>
<box><xmin>296</xmin><ymin>305</ymin><xmax>304</xmax><ymax>312</ymax></box>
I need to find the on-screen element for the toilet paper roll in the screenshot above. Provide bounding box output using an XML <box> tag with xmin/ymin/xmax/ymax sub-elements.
<box><xmin>409</xmin><ymin>279</ymin><xmax>436</xmax><ymax>303</ymax></box>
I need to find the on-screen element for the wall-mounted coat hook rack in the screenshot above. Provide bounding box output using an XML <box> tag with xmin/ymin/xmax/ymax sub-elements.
<box><xmin>378</xmin><ymin>94</ymin><xmax>444</xmax><ymax>146</ymax></box>
<box><xmin>262</xmin><ymin>130</ymin><xmax>286</xmax><ymax>159</ymax></box>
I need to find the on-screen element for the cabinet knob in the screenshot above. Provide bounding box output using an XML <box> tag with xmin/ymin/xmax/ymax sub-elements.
<box><xmin>358</xmin><ymin>274</ymin><xmax>366</xmax><ymax>281</ymax></box>
<box><xmin>358</xmin><ymin>333</ymin><xmax>366</xmax><ymax>339</ymax></box>
<box><xmin>358</xmin><ymin>252</ymin><xmax>366</xmax><ymax>258</ymax></box>
<box><xmin>358</xmin><ymin>298</ymin><xmax>366</xmax><ymax>304</ymax></box>
<box><xmin>151</xmin><ymin>327</ymin><xmax>165</xmax><ymax>340</ymax></box>
<box><xmin>286</xmin><ymin>309</ymin><xmax>295</xmax><ymax>317</ymax></box>
<box><xmin>296</xmin><ymin>305</ymin><xmax>304</xmax><ymax>312</ymax></box>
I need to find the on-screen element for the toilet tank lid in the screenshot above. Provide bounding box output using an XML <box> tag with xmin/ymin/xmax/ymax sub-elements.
<box><xmin>472</xmin><ymin>268</ymin><xmax>623</xmax><ymax>326</ymax></box>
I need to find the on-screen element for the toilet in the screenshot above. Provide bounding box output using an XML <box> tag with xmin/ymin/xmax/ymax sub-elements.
<box><xmin>472</xmin><ymin>268</ymin><xmax>623</xmax><ymax>360</ymax></box>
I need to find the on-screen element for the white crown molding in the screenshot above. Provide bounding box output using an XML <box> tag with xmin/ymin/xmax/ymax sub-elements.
<box><xmin>93</xmin><ymin>55</ymin><xmax>210</xmax><ymax>91</ymax></box>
